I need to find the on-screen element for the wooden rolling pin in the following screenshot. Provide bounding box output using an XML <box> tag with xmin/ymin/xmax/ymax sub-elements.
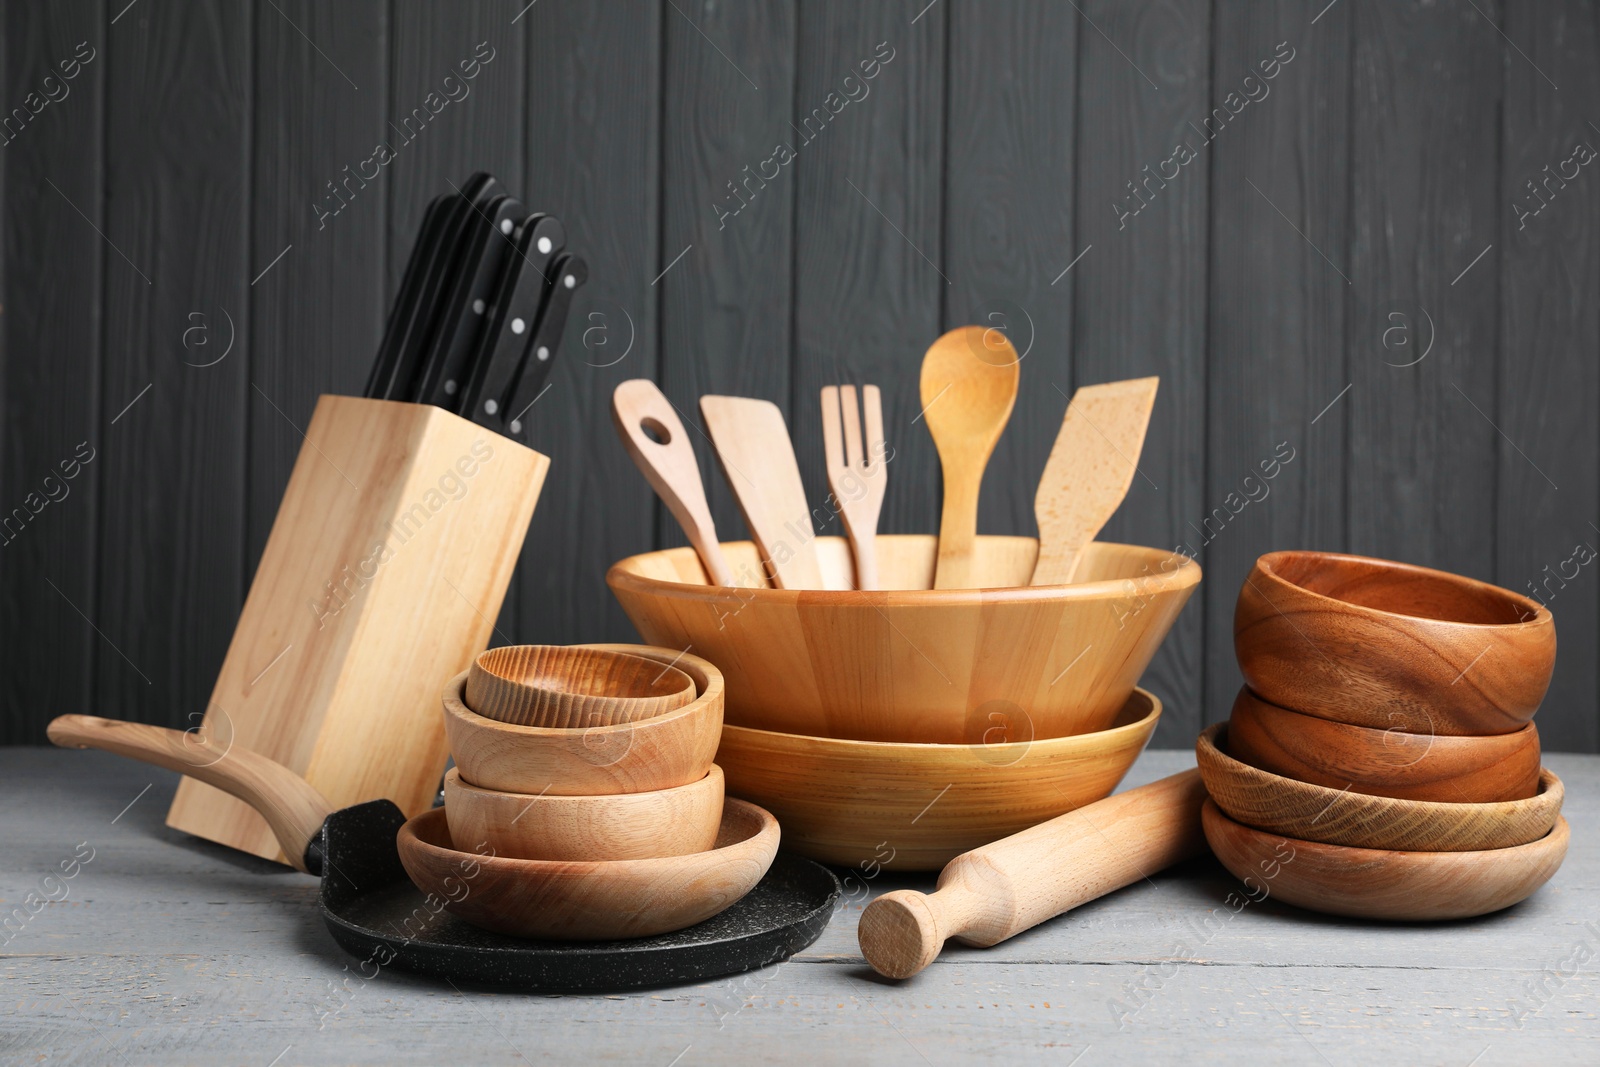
<box><xmin>857</xmin><ymin>769</ymin><xmax>1208</xmax><ymax>979</ymax></box>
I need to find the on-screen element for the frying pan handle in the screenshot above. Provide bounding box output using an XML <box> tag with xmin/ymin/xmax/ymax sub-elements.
<box><xmin>47</xmin><ymin>714</ymin><xmax>334</xmax><ymax>873</ymax></box>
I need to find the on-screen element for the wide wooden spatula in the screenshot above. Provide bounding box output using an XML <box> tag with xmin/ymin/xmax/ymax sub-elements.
<box><xmin>700</xmin><ymin>395</ymin><xmax>824</xmax><ymax>589</ymax></box>
<box><xmin>1031</xmin><ymin>376</ymin><xmax>1159</xmax><ymax>585</ymax></box>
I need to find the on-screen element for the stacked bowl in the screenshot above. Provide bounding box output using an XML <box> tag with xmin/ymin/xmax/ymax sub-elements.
<box><xmin>1200</xmin><ymin>550</ymin><xmax>1569</xmax><ymax>920</ymax></box>
<box><xmin>607</xmin><ymin>533</ymin><xmax>1201</xmax><ymax>869</ymax></box>
<box><xmin>400</xmin><ymin>643</ymin><xmax>782</xmax><ymax>939</ymax></box>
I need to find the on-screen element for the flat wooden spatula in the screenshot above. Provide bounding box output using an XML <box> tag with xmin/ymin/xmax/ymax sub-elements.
<box><xmin>700</xmin><ymin>395</ymin><xmax>824</xmax><ymax>589</ymax></box>
<box><xmin>1031</xmin><ymin>376</ymin><xmax>1159</xmax><ymax>585</ymax></box>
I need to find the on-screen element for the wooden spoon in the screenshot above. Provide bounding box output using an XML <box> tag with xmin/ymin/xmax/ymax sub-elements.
<box><xmin>612</xmin><ymin>379</ymin><xmax>735</xmax><ymax>587</ymax></box>
<box><xmin>700</xmin><ymin>395</ymin><xmax>824</xmax><ymax>589</ymax></box>
<box><xmin>920</xmin><ymin>326</ymin><xmax>1020</xmax><ymax>589</ymax></box>
<box><xmin>1031</xmin><ymin>376</ymin><xmax>1159</xmax><ymax>585</ymax></box>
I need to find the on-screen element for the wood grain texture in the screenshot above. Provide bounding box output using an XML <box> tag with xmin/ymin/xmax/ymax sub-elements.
<box><xmin>1228</xmin><ymin>686</ymin><xmax>1541</xmax><ymax>803</ymax></box>
<box><xmin>0</xmin><ymin>0</ymin><xmax>102</xmax><ymax>741</ymax></box>
<box><xmin>858</xmin><ymin>769</ymin><xmax>1206</xmax><ymax>979</ymax></box>
<box><xmin>97</xmin><ymin>0</ymin><xmax>250</xmax><ymax>728</ymax></box>
<box><xmin>442</xmin><ymin>646</ymin><xmax>724</xmax><ymax>796</ymax></box>
<box><xmin>1197</xmin><ymin>723</ymin><xmax>1563</xmax><ymax>852</ymax></box>
<box><xmin>659</xmin><ymin>0</ymin><xmax>796</xmax><ymax>547</ymax></box>
<box><xmin>1031</xmin><ymin>377</ymin><xmax>1159</xmax><ymax>585</ymax></box>
<box><xmin>1203</xmin><ymin>1</ymin><xmax>1350</xmax><ymax>730</ymax></box>
<box><xmin>442</xmin><ymin>764</ymin><xmax>723</xmax><ymax>862</ymax></box>
<box><xmin>248</xmin><ymin>0</ymin><xmax>387</xmax><ymax>571</ymax></box>
<box><xmin>609</xmin><ymin>536</ymin><xmax>1198</xmax><ymax>744</ymax></box>
<box><xmin>714</xmin><ymin>688</ymin><xmax>1161</xmax><ymax>870</ymax></box>
<box><xmin>398</xmin><ymin>798</ymin><xmax>778</xmax><ymax>940</ymax></box>
<box><xmin>166</xmin><ymin>398</ymin><xmax>548</xmax><ymax>862</ymax></box>
<box><xmin>790</xmin><ymin>2</ymin><xmax>945</xmax><ymax>543</ymax></box>
<box><xmin>1202</xmin><ymin>798</ymin><xmax>1569</xmax><ymax>921</ymax></box>
<box><xmin>1495</xmin><ymin>0</ymin><xmax>1600</xmax><ymax>753</ymax></box>
<box><xmin>1234</xmin><ymin>550</ymin><xmax>1556</xmax><ymax>735</ymax></box>
<box><xmin>515</xmin><ymin>0</ymin><xmax>660</xmax><ymax>647</ymax></box>
<box><xmin>945</xmin><ymin>0</ymin><xmax>1078</xmax><ymax>545</ymax></box>
<box><xmin>700</xmin><ymin>395</ymin><xmax>825</xmax><ymax>589</ymax></box>
<box><xmin>1347</xmin><ymin>0</ymin><xmax>1500</xmax><ymax>583</ymax></box>
<box><xmin>1072</xmin><ymin>0</ymin><xmax>1210</xmax><ymax>747</ymax></box>
<box><xmin>464</xmin><ymin>644</ymin><xmax>695</xmax><ymax>728</ymax></box>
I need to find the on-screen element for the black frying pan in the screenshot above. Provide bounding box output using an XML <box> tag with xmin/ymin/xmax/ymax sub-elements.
<box><xmin>48</xmin><ymin>715</ymin><xmax>839</xmax><ymax>993</ymax></box>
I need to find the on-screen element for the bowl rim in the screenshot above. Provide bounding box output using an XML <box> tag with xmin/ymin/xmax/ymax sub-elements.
<box><xmin>401</xmin><ymin>796</ymin><xmax>777</xmax><ymax>873</ymax></box>
<box><xmin>1252</xmin><ymin>549</ymin><xmax>1552</xmax><ymax>631</ymax></box>
<box><xmin>1230</xmin><ymin>685</ymin><xmax>1540</xmax><ymax>749</ymax></box>
<box><xmin>719</xmin><ymin>686</ymin><xmax>1161</xmax><ymax>754</ymax></box>
<box><xmin>444</xmin><ymin>763</ymin><xmax>723</xmax><ymax>804</ymax></box>
<box><xmin>1197</xmin><ymin>722</ymin><xmax>1563</xmax><ymax>822</ymax></box>
<box><xmin>471</xmin><ymin>644</ymin><xmax>697</xmax><ymax>704</ymax></box>
<box><xmin>607</xmin><ymin>535</ymin><xmax>1201</xmax><ymax>604</ymax></box>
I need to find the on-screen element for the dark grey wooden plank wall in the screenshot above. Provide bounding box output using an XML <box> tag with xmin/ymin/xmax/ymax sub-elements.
<box><xmin>2</xmin><ymin>0</ymin><xmax>1596</xmax><ymax>749</ymax></box>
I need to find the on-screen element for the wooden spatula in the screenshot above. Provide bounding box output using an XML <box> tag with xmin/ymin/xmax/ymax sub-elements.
<box><xmin>821</xmin><ymin>384</ymin><xmax>887</xmax><ymax>589</ymax></box>
<box><xmin>700</xmin><ymin>395</ymin><xmax>824</xmax><ymax>590</ymax></box>
<box><xmin>612</xmin><ymin>379</ymin><xmax>735</xmax><ymax>586</ymax></box>
<box><xmin>1030</xmin><ymin>376</ymin><xmax>1159</xmax><ymax>585</ymax></box>
<box><xmin>921</xmin><ymin>326</ymin><xmax>1020</xmax><ymax>589</ymax></box>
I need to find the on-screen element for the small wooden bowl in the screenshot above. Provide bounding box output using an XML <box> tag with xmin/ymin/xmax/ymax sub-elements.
<box><xmin>444</xmin><ymin>644</ymin><xmax>722</xmax><ymax>796</ymax></box>
<box><xmin>1202</xmin><ymin>799</ymin><xmax>1568</xmax><ymax>921</ymax></box>
<box><xmin>397</xmin><ymin>798</ymin><xmax>779</xmax><ymax>940</ymax></box>
<box><xmin>465</xmin><ymin>645</ymin><xmax>697</xmax><ymax>728</ymax></box>
<box><xmin>1196</xmin><ymin>724</ymin><xmax>1563</xmax><ymax>851</ymax></box>
<box><xmin>714</xmin><ymin>687</ymin><xmax>1161</xmax><ymax>870</ymax></box>
<box><xmin>1234</xmin><ymin>551</ymin><xmax>1555</xmax><ymax>735</ymax></box>
<box><xmin>1228</xmin><ymin>687</ymin><xmax>1541</xmax><ymax>802</ymax></box>
<box><xmin>443</xmin><ymin>765</ymin><xmax>724</xmax><ymax>861</ymax></box>
<box><xmin>608</xmin><ymin>535</ymin><xmax>1199</xmax><ymax>743</ymax></box>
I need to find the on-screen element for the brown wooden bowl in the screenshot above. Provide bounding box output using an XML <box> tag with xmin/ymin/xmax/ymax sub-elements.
<box><xmin>1228</xmin><ymin>687</ymin><xmax>1541</xmax><ymax>802</ymax></box>
<box><xmin>714</xmin><ymin>687</ymin><xmax>1161</xmax><ymax>870</ymax></box>
<box><xmin>608</xmin><ymin>535</ymin><xmax>1199</xmax><ymax>743</ymax></box>
<box><xmin>443</xmin><ymin>644</ymin><xmax>722</xmax><ymax>796</ymax></box>
<box><xmin>1195</xmin><ymin>724</ymin><xmax>1563</xmax><ymax>851</ymax></box>
<box><xmin>1202</xmin><ymin>798</ymin><xmax>1568</xmax><ymax>921</ymax></box>
<box><xmin>1234</xmin><ymin>551</ymin><xmax>1555</xmax><ymax>735</ymax></box>
<box><xmin>397</xmin><ymin>798</ymin><xmax>779</xmax><ymax>940</ymax></box>
<box><xmin>443</xmin><ymin>765</ymin><xmax>724</xmax><ymax>862</ymax></box>
<box><xmin>465</xmin><ymin>645</ymin><xmax>697</xmax><ymax>728</ymax></box>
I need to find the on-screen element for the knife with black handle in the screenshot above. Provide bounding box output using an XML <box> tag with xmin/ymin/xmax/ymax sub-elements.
<box><xmin>504</xmin><ymin>254</ymin><xmax>586</xmax><ymax>436</ymax></box>
<box><xmin>410</xmin><ymin>193</ymin><xmax>524</xmax><ymax>409</ymax></box>
<box><xmin>459</xmin><ymin>215</ymin><xmax>568</xmax><ymax>429</ymax></box>
<box><xmin>364</xmin><ymin>192</ymin><xmax>453</xmax><ymax>399</ymax></box>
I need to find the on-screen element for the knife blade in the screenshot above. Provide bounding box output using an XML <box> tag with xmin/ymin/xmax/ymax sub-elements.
<box><xmin>505</xmin><ymin>254</ymin><xmax>587</xmax><ymax>436</ymax></box>
<box><xmin>410</xmin><ymin>193</ymin><xmax>525</xmax><ymax>409</ymax></box>
<box><xmin>365</xmin><ymin>192</ymin><xmax>453</xmax><ymax>399</ymax></box>
<box><xmin>459</xmin><ymin>215</ymin><xmax>567</xmax><ymax>428</ymax></box>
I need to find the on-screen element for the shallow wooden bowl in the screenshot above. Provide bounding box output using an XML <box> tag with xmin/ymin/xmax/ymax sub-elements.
<box><xmin>443</xmin><ymin>765</ymin><xmax>724</xmax><ymax>862</ymax></box>
<box><xmin>1234</xmin><ymin>551</ymin><xmax>1555</xmax><ymax>735</ymax></box>
<box><xmin>1196</xmin><ymin>724</ymin><xmax>1563</xmax><ymax>851</ymax></box>
<box><xmin>397</xmin><ymin>798</ymin><xmax>779</xmax><ymax>940</ymax></box>
<box><xmin>465</xmin><ymin>645</ymin><xmax>697</xmax><ymax>728</ymax></box>
<box><xmin>1228</xmin><ymin>687</ymin><xmax>1541</xmax><ymax>802</ymax></box>
<box><xmin>714</xmin><ymin>687</ymin><xmax>1160</xmax><ymax>870</ymax></box>
<box><xmin>608</xmin><ymin>535</ymin><xmax>1198</xmax><ymax>743</ymax></box>
<box><xmin>443</xmin><ymin>644</ymin><xmax>722</xmax><ymax>796</ymax></box>
<box><xmin>1202</xmin><ymin>799</ymin><xmax>1568</xmax><ymax>921</ymax></box>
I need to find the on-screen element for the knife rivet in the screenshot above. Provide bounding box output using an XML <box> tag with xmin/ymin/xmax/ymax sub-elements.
<box><xmin>484</xmin><ymin>399</ymin><xmax>499</xmax><ymax>415</ymax></box>
<box><xmin>472</xmin><ymin>299</ymin><xmax>485</xmax><ymax>315</ymax></box>
<box><xmin>444</xmin><ymin>380</ymin><xmax>457</xmax><ymax>395</ymax></box>
<box><xmin>510</xmin><ymin>420</ymin><xmax>522</xmax><ymax>434</ymax></box>
<box><xmin>564</xmin><ymin>274</ymin><xmax>576</xmax><ymax>289</ymax></box>
<box><xmin>537</xmin><ymin>346</ymin><xmax>550</xmax><ymax>361</ymax></box>
<box><xmin>511</xmin><ymin>317</ymin><xmax>526</xmax><ymax>335</ymax></box>
<box><xmin>501</xmin><ymin>219</ymin><xmax>514</xmax><ymax>235</ymax></box>
<box><xmin>537</xmin><ymin>237</ymin><xmax>553</xmax><ymax>254</ymax></box>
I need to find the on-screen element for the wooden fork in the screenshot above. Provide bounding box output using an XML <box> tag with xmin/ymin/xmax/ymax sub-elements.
<box><xmin>821</xmin><ymin>384</ymin><xmax>887</xmax><ymax>589</ymax></box>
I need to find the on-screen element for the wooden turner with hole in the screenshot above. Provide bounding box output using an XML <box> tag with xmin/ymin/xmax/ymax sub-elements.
<box><xmin>612</xmin><ymin>379</ymin><xmax>735</xmax><ymax>586</ymax></box>
<box><xmin>1030</xmin><ymin>376</ymin><xmax>1159</xmax><ymax>585</ymax></box>
<box><xmin>821</xmin><ymin>384</ymin><xmax>886</xmax><ymax>589</ymax></box>
<box><xmin>700</xmin><ymin>395</ymin><xmax>824</xmax><ymax>590</ymax></box>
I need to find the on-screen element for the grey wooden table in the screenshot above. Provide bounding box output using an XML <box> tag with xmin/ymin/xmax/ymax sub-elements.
<box><xmin>4</xmin><ymin>747</ymin><xmax>1595</xmax><ymax>1065</ymax></box>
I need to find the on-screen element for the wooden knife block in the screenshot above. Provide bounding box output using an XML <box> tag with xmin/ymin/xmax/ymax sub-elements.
<box><xmin>166</xmin><ymin>395</ymin><xmax>549</xmax><ymax>864</ymax></box>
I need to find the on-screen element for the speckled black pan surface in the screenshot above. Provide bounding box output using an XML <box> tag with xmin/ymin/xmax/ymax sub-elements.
<box><xmin>313</xmin><ymin>801</ymin><xmax>841</xmax><ymax>993</ymax></box>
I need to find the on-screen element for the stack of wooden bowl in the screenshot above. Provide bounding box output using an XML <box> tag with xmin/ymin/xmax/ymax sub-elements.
<box><xmin>607</xmin><ymin>534</ymin><xmax>1201</xmax><ymax>870</ymax></box>
<box><xmin>405</xmin><ymin>643</ymin><xmax>781</xmax><ymax>940</ymax></box>
<box><xmin>1200</xmin><ymin>550</ymin><xmax>1569</xmax><ymax>920</ymax></box>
